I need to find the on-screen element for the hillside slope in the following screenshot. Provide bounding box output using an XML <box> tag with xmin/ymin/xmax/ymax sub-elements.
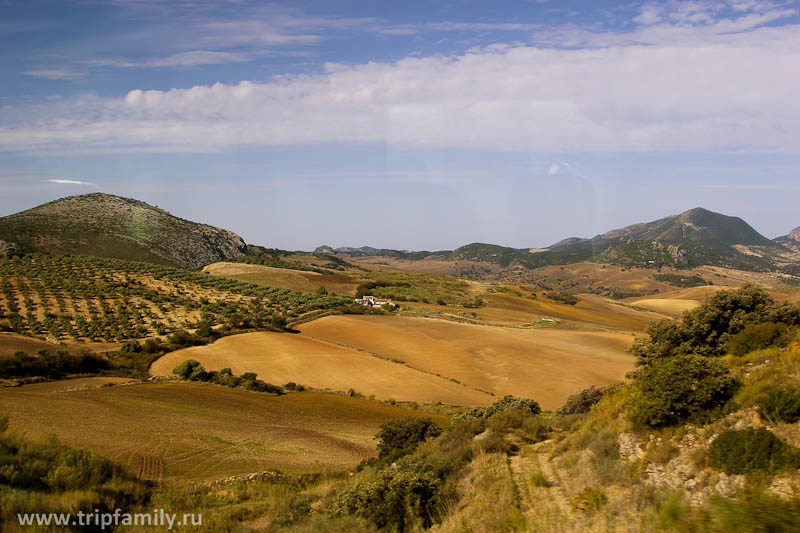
<box><xmin>775</xmin><ymin>226</ymin><xmax>800</xmax><ymax>253</ymax></box>
<box><xmin>0</xmin><ymin>193</ymin><xmax>247</xmax><ymax>269</ymax></box>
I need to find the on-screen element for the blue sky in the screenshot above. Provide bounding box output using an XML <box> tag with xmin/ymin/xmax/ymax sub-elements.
<box><xmin>2</xmin><ymin>0</ymin><xmax>800</xmax><ymax>251</ymax></box>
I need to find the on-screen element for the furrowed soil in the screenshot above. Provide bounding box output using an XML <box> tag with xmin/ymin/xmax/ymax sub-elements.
<box><xmin>0</xmin><ymin>381</ymin><xmax>443</xmax><ymax>481</ymax></box>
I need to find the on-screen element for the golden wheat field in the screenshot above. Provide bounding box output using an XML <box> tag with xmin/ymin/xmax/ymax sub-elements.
<box><xmin>297</xmin><ymin>315</ymin><xmax>635</xmax><ymax>410</ymax></box>
<box><xmin>0</xmin><ymin>380</ymin><xmax>442</xmax><ymax>481</ymax></box>
<box><xmin>153</xmin><ymin>314</ymin><xmax>639</xmax><ymax>411</ymax></box>
<box><xmin>150</xmin><ymin>331</ymin><xmax>494</xmax><ymax>406</ymax></box>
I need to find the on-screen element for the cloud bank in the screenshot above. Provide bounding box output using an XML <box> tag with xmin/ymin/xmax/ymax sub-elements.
<box><xmin>3</xmin><ymin>7</ymin><xmax>799</xmax><ymax>156</ymax></box>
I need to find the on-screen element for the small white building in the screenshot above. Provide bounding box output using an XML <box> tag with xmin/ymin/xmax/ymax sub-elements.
<box><xmin>355</xmin><ymin>295</ymin><xmax>396</xmax><ymax>308</ymax></box>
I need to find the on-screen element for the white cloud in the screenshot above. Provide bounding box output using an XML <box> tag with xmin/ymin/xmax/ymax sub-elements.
<box><xmin>634</xmin><ymin>4</ymin><xmax>664</xmax><ymax>25</ymax></box>
<box><xmin>3</xmin><ymin>12</ymin><xmax>800</xmax><ymax>156</ymax></box>
<box><xmin>87</xmin><ymin>50</ymin><xmax>251</xmax><ymax>68</ymax></box>
<box><xmin>47</xmin><ymin>179</ymin><xmax>97</xmax><ymax>186</ymax></box>
<box><xmin>22</xmin><ymin>68</ymin><xmax>85</xmax><ymax>80</ymax></box>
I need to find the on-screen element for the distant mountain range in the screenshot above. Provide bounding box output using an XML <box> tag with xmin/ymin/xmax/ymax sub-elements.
<box><xmin>321</xmin><ymin>207</ymin><xmax>800</xmax><ymax>273</ymax></box>
<box><xmin>0</xmin><ymin>193</ymin><xmax>247</xmax><ymax>270</ymax></box>
<box><xmin>1</xmin><ymin>194</ymin><xmax>798</xmax><ymax>275</ymax></box>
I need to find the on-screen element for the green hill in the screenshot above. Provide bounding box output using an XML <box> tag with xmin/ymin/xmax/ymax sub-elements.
<box><xmin>328</xmin><ymin>209</ymin><xmax>796</xmax><ymax>273</ymax></box>
<box><xmin>0</xmin><ymin>193</ymin><xmax>248</xmax><ymax>270</ymax></box>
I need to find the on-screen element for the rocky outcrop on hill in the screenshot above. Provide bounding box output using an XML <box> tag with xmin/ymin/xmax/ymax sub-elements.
<box><xmin>0</xmin><ymin>193</ymin><xmax>247</xmax><ymax>270</ymax></box>
<box><xmin>0</xmin><ymin>240</ymin><xmax>24</xmax><ymax>255</ymax></box>
<box><xmin>775</xmin><ymin>226</ymin><xmax>800</xmax><ymax>253</ymax></box>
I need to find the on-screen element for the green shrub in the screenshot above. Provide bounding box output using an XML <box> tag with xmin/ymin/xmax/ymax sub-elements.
<box><xmin>556</xmin><ymin>384</ymin><xmax>617</xmax><ymax>415</ymax></box>
<box><xmin>243</xmin><ymin>379</ymin><xmax>282</xmax><ymax>394</ymax></box>
<box><xmin>334</xmin><ymin>459</ymin><xmax>439</xmax><ymax>530</ymax></box>
<box><xmin>755</xmin><ymin>383</ymin><xmax>800</xmax><ymax>423</ymax></box>
<box><xmin>727</xmin><ymin>322</ymin><xmax>790</xmax><ymax>355</ymax></box>
<box><xmin>458</xmin><ymin>395</ymin><xmax>541</xmax><ymax>420</ymax></box>
<box><xmin>630</xmin><ymin>354</ymin><xmax>737</xmax><ymax>427</ymax></box>
<box><xmin>46</xmin><ymin>449</ymin><xmax>116</xmax><ymax>491</ymax></box>
<box><xmin>631</xmin><ymin>284</ymin><xmax>800</xmax><ymax>364</ymax></box>
<box><xmin>545</xmin><ymin>291</ymin><xmax>578</xmax><ymax>305</ymax></box>
<box><xmin>376</xmin><ymin>417</ymin><xmax>442</xmax><ymax>462</ymax></box>
<box><xmin>172</xmin><ymin>359</ymin><xmax>203</xmax><ymax>379</ymax></box>
<box><xmin>709</xmin><ymin>428</ymin><xmax>799</xmax><ymax>475</ymax></box>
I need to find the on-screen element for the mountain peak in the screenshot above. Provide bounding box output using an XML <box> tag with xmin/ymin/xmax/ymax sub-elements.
<box><xmin>0</xmin><ymin>194</ymin><xmax>247</xmax><ymax>269</ymax></box>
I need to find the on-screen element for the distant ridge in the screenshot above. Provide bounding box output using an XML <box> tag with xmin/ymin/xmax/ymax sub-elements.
<box><xmin>552</xmin><ymin>207</ymin><xmax>777</xmax><ymax>250</ymax></box>
<box><xmin>775</xmin><ymin>226</ymin><xmax>800</xmax><ymax>254</ymax></box>
<box><xmin>325</xmin><ymin>208</ymin><xmax>798</xmax><ymax>273</ymax></box>
<box><xmin>0</xmin><ymin>193</ymin><xmax>247</xmax><ymax>269</ymax></box>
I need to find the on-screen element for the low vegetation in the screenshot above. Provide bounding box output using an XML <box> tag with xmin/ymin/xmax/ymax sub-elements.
<box><xmin>172</xmin><ymin>359</ymin><xmax>284</xmax><ymax>394</ymax></box>
<box><xmin>354</xmin><ymin>271</ymin><xmax>477</xmax><ymax>306</ymax></box>
<box><xmin>708</xmin><ymin>428</ymin><xmax>800</xmax><ymax>475</ymax></box>
<box><xmin>0</xmin><ymin>415</ymin><xmax>150</xmax><ymax>525</ymax></box>
<box><xmin>630</xmin><ymin>283</ymin><xmax>800</xmax><ymax>362</ymax></box>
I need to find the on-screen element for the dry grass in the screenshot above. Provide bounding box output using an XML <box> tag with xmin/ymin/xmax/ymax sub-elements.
<box><xmin>0</xmin><ymin>381</ymin><xmax>444</xmax><ymax>481</ymax></box>
<box><xmin>299</xmin><ymin>315</ymin><xmax>636</xmax><ymax>410</ymax></box>
<box><xmin>150</xmin><ymin>331</ymin><xmax>494</xmax><ymax>407</ymax></box>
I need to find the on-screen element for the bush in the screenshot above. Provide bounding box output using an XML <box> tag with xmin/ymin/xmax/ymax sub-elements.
<box><xmin>172</xmin><ymin>359</ymin><xmax>203</xmax><ymax>380</ymax></box>
<box><xmin>709</xmin><ymin>428</ymin><xmax>799</xmax><ymax>475</ymax></box>
<box><xmin>556</xmin><ymin>384</ymin><xmax>614</xmax><ymax>416</ymax></box>
<box><xmin>458</xmin><ymin>395</ymin><xmax>542</xmax><ymax>420</ymax></box>
<box><xmin>167</xmin><ymin>329</ymin><xmax>207</xmax><ymax>349</ymax></box>
<box><xmin>335</xmin><ymin>460</ymin><xmax>440</xmax><ymax>530</ymax></box>
<box><xmin>376</xmin><ymin>417</ymin><xmax>443</xmax><ymax>462</ymax></box>
<box><xmin>630</xmin><ymin>354</ymin><xmax>737</xmax><ymax>427</ymax></box>
<box><xmin>243</xmin><ymin>379</ymin><xmax>282</xmax><ymax>394</ymax></box>
<box><xmin>727</xmin><ymin>322</ymin><xmax>790</xmax><ymax>355</ymax></box>
<box><xmin>755</xmin><ymin>383</ymin><xmax>800</xmax><ymax>423</ymax></box>
<box><xmin>631</xmin><ymin>284</ymin><xmax>800</xmax><ymax>364</ymax></box>
<box><xmin>545</xmin><ymin>291</ymin><xmax>578</xmax><ymax>305</ymax></box>
<box><xmin>0</xmin><ymin>349</ymin><xmax>108</xmax><ymax>379</ymax></box>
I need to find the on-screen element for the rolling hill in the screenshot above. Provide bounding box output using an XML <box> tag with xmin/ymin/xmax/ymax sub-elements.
<box><xmin>0</xmin><ymin>193</ymin><xmax>247</xmax><ymax>269</ymax></box>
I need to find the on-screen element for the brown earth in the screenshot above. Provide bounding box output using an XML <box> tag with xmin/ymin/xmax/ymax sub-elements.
<box><xmin>0</xmin><ymin>381</ymin><xmax>443</xmax><ymax>481</ymax></box>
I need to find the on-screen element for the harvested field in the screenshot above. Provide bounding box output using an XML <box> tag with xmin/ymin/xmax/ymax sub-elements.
<box><xmin>150</xmin><ymin>332</ymin><xmax>493</xmax><ymax>407</ymax></box>
<box><xmin>0</xmin><ymin>381</ymin><xmax>442</xmax><ymax>481</ymax></box>
<box><xmin>0</xmin><ymin>332</ymin><xmax>120</xmax><ymax>356</ymax></box>
<box><xmin>627</xmin><ymin>298</ymin><xmax>700</xmax><ymax>316</ymax></box>
<box><xmin>0</xmin><ymin>332</ymin><xmax>64</xmax><ymax>356</ymax></box>
<box><xmin>474</xmin><ymin>292</ymin><xmax>661</xmax><ymax>331</ymax></box>
<box><xmin>299</xmin><ymin>315</ymin><xmax>636</xmax><ymax>410</ymax></box>
<box><xmin>203</xmin><ymin>262</ymin><xmax>362</xmax><ymax>296</ymax></box>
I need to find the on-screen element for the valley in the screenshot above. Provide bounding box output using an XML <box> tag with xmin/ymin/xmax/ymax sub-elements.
<box><xmin>1</xmin><ymin>193</ymin><xmax>800</xmax><ymax>531</ymax></box>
